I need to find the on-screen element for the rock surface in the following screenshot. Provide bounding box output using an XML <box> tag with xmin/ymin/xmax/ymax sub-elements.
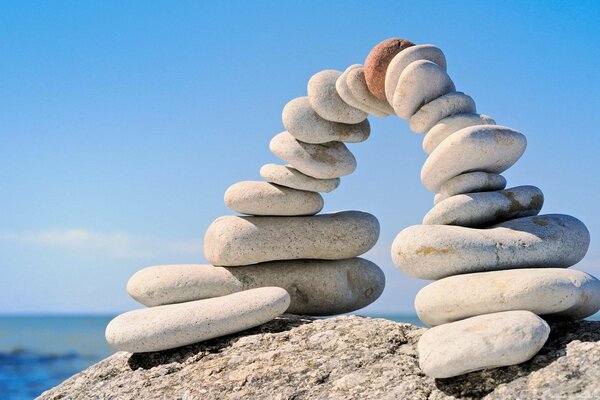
<box><xmin>40</xmin><ymin>315</ymin><xmax>600</xmax><ymax>400</ymax></box>
<box><xmin>307</xmin><ymin>70</ymin><xmax>367</xmax><ymax>124</ymax></box>
<box><xmin>345</xmin><ymin>66</ymin><xmax>394</xmax><ymax>116</ymax></box>
<box><xmin>409</xmin><ymin>92</ymin><xmax>476</xmax><ymax>133</ymax></box>
<box><xmin>363</xmin><ymin>37</ymin><xmax>414</xmax><ymax>100</ymax></box>
<box><xmin>260</xmin><ymin>163</ymin><xmax>340</xmax><ymax>193</ymax></box>
<box><xmin>434</xmin><ymin>171</ymin><xmax>506</xmax><ymax>204</ymax></box>
<box><xmin>423</xmin><ymin>113</ymin><xmax>496</xmax><ymax>155</ymax></box>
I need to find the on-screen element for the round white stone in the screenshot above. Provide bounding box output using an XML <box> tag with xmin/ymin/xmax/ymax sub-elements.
<box><xmin>205</xmin><ymin>211</ymin><xmax>379</xmax><ymax>266</ymax></box>
<box><xmin>423</xmin><ymin>185</ymin><xmax>544</xmax><ymax>227</ymax></box>
<box><xmin>336</xmin><ymin>65</ymin><xmax>386</xmax><ymax>117</ymax></box>
<box><xmin>224</xmin><ymin>181</ymin><xmax>323</xmax><ymax>216</ymax></box>
<box><xmin>418</xmin><ymin>310</ymin><xmax>550</xmax><ymax>378</ymax></box>
<box><xmin>307</xmin><ymin>70</ymin><xmax>368</xmax><ymax>124</ymax></box>
<box><xmin>392</xmin><ymin>214</ymin><xmax>589</xmax><ymax>280</ymax></box>
<box><xmin>434</xmin><ymin>171</ymin><xmax>506</xmax><ymax>204</ymax></box>
<box><xmin>345</xmin><ymin>66</ymin><xmax>394</xmax><ymax>116</ymax></box>
<box><xmin>260</xmin><ymin>163</ymin><xmax>340</xmax><ymax>193</ymax></box>
<box><xmin>409</xmin><ymin>92</ymin><xmax>476</xmax><ymax>133</ymax></box>
<box><xmin>282</xmin><ymin>97</ymin><xmax>370</xmax><ymax>144</ymax></box>
<box><xmin>423</xmin><ymin>113</ymin><xmax>496</xmax><ymax>154</ymax></box>
<box><xmin>421</xmin><ymin>125</ymin><xmax>527</xmax><ymax>192</ymax></box>
<box><xmin>385</xmin><ymin>44</ymin><xmax>447</xmax><ymax>105</ymax></box>
<box><xmin>392</xmin><ymin>60</ymin><xmax>455</xmax><ymax>119</ymax></box>
<box><xmin>416</xmin><ymin>268</ymin><xmax>600</xmax><ymax>326</ymax></box>
<box><xmin>127</xmin><ymin>258</ymin><xmax>385</xmax><ymax>316</ymax></box>
<box><xmin>105</xmin><ymin>287</ymin><xmax>290</xmax><ymax>353</ymax></box>
<box><xmin>269</xmin><ymin>131</ymin><xmax>357</xmax><ymax>179</ymax></box>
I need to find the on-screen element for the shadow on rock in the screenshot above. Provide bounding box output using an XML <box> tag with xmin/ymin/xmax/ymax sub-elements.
<box><xmin>434</xmin><ymin>319</ymin><xmax>600</xmax><ymax>399</ymax></box>
<box><xmin>127</xmin><ymin>314</ymin><xmax>314</xmax><ymax>370</ymax></box>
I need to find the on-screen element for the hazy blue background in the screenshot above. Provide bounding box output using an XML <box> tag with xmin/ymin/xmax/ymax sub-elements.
<box><xmin>1</xmin><ymin>0</ymin><xmax>600</xmax><ymax>316</ymax></box>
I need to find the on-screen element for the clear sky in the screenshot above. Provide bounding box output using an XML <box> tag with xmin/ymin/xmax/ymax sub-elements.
<box><xmin>1</xmin><ymin>1</ymin><xmax>599</xmax><ymax>315</ymax></box>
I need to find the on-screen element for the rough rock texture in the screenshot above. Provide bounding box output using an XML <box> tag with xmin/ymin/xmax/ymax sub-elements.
<box><xmin>40</xmin><ymin>315</ymin><xmax>600</xmax><ymax>400</ymax></box>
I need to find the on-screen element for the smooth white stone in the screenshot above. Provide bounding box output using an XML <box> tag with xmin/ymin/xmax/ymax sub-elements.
<box><xmin>307</xmin><ymin>70</ymin><xmax>368</xmax><ymax>124</ymax></box>
<box><xmin>423</xmin><ymin>113</ymin><xmax>496</xmax><ymax>154</ymax></box>
<box><xmin>423</xmin><ymin>185</ymin><xmax>544</xmax><ymax>227</ymax></box>
<box><xmin>336</xmin><ymin>65</ymin><xmax>386</xmax><ymax>117</ymax></box>
<box><xmin>282</xmin><ymin>97</ymin><xmax>370</xmax><ymax>144</ymax></box>
<box><xmin>260</xmin><ymin>163</ymin><xmax>340</xmax><ymax>193</ymax></box>
<box><xmin>409</xmin><ymin>92</ymin><xmax>476</xmax><ymax>133</ymax></box>
<box><xmin>205</xmin><ymin>211</ymin><xmax>379</xmax><ymax>266</ymax></box>
<box><xmin>105</xmin><ymin>287</ymin><xmax>290</xmax><ymax>353</ymax></box>
<box><xmin>224</xmin><ymin>181</ymin><xmax>323</xmax><ymax>216</ymax></box>
<box><xmin>345</xmin><ymin>66</ymin><xmax>394</xmax><ymax>116</ymax></box>
<box><xmin>385</xmin><ymin>44</ymin><xmax>447</xmax><ymax>105</ymax></box>
<box><xmin>434</xmin><ymin>172</ymin><xmax>506</xmax><ymax>204</ymax></box>
<box><xmin>421</xmin><ymin>125</ymin><xmax>527</xmax><ymax>192</ymax></box>
<box><xmin>127</xmin><ymin>258</ymin><xmax>385</xmax><ymax>316</ymax></box>
<box><xmin>270</xmin><ymin>131</ymin><xmax>357</xmax><ymax>179</ymax></box>
<box><xmin>416</xmin><ymin>268</ymin><xmax>600</xmax><ymax>326</ymax></box>
<box><xmin>418</xmin><ymin>311</ymin><xmax>550</xmax><ymax>378</ymax></box>
<box><xmin>392</xmin><ymin>214</ymin><xmax>590</xmax><ymax>280</ymax></box>
<box><xmin>392</xmin><ymin>60</ymin><xmax>455</xmax><ymax>119</ymax></box>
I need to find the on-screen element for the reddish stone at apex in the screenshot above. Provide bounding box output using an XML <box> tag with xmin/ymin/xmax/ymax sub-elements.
<box><xmin>364</xmin><ymin>38</ymin><xmax>414</xmax><ymax>100</ymax></box>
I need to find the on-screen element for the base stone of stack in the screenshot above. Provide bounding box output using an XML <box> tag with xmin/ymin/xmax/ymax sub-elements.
<box><xmin>423</xmin><ymin>113</ymin><xmax>496</xmax><ymax>154</ymax></box>
<box><xmin>105</xmin><ymin>287</ymin><xmax>290</xmax><ymax>353</ymax></box>
<box><xmin>260</xmin><ymin>164</ymin><xmax>340</xmax><ymax>193</ymax></box>
<box><xmin>416</xmin><ymin>268</ymin><xmax>600</xmax><ymax>326</ymax></box>
<box><xmin>409</xmin><ymin>92</ymin><xmax>476</xmax><ymax>133</ymax></box>
<box><xmin>127</xmin><ymin>258</ymin><xmax>385</xmax><ymax>315</ymax></box>
<box><xmin>418</xmin><ymin>310</ymin><xmax>550</xmax><ymax>378</ymax></box>
<box><xmin>307</xmin><ymin>70</ymin><xmax>367</xmax><ymax>124</ymax></box>
<box><xmin>434</xmin><ymin>171</ymin><xmax>506</xmax><ymax>204</ymax></box>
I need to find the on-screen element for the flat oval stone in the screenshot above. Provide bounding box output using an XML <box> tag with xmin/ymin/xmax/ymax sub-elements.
<box><xmin>127</xmin><ymin>258</ymin><xmax>385</xmax><ymax>316</ymax></box>
<box><xmin>345</xmin><ymin>66</ymin><xmax>394</xmax><ymax>116</ymax></box>
<box><xmin>409</xmin><ymin>92</ymin><xmax>476</xmax><ymax>133</ymax></box>
<box><xmin>423</xmin><ymin>113</ymin><xmax>496</xmax><ymax>154</ymax></box>
<box><xmin>269</xmin><ymin>131</ymin><xmax>357</xmax><ymax>179</ymax></box>
<box><xmin>423</xmin><ymin>185</ymin><xmax>544</xmax><ymax>227</ymax></box>
<box><xmin>105</xmin><ymin>287</ymin><xmax>290</xmax><ymax>353</ymax></box>
<box><xmin>260</xmin><ymin>163</ymin><xmax>340</xmax><ymax>193</ymax></box>
<box><xmin>205</xmin><ymin>211</ymin><xmax>379</xmax><ymax>266</ymax></box>
<box><xmin>336</xmin><ymin>65</ymin><xmax>386</xmax><ymax>117</ymax></box>
<box><xmin>434</xmin><ymin>171</ymin><xmax>506</xmax><ymax>204</ymax></box>
<box><xmin>364</xmin><ymin>37</ymin><xmax>415</xmax><ymax>100</ymax></box>
<box><xmin>224</xmin><ymin>181</ymin><xmax>323</xmax><ymax>216</ymax></box>
<box><xmin>385</xmin><ymin>44</ymin><xmax>447</xmax><ymax>105</ymax></box>
<box><xmin>282</xmin><ymin>97</ymin><xmax>370</xmax><ymax>144</ymax></box>
<box><xmin>307</xmin><ymin>70</ymin><xmax>367</xmax><ymax>124</ymax></box>
<box><xmin>391</xmin><ymin>214</ymin><xmax>590</xmax><ymax>280</ymax></box>
<box><xmin>418</xmin><ymin>310</ymin><xmax>550</xmax><ymax>378</ymax></box>
<box><xmin>421</xmin><ymin>125</ymin><xmax>527</xmax><ymax>192</ymax></box>
<box><xmin>416</xmin><ymin>268</ymin><xmax>600</xmax><ymax>326</ymax></box>
<box><xmin>392</xmin><ymin>60</ymin><xmax>455</xmax><ymax>119</ymax></box>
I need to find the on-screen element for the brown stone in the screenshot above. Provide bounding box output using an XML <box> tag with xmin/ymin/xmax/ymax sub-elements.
<box><xmin>364</xmin><ymin>38</ymin><xmax>415</xmax><ymax>100</ymax></box>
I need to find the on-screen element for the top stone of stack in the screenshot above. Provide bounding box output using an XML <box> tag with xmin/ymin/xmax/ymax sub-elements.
<box><xmin>363</xmin><ymin>38</ymin><xmax>415</xmax><ymax>100</ymax></box>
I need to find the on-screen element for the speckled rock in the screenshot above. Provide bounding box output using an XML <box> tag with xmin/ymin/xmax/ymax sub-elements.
<box><xmin>434</xmin><ymin>171</ymin><xmax>506</xmax><ymax>204</ymax></box>
<box><xmin>204</xmin><ymin>211</ymin><xmax>379</xmax><ymax>266</ymax></box>
<box><xmin>307</xmin><ymin>70</ymin><xmax>367</xmax><ymax>124</ymax></box>
<box><xmin>423</xmin><ymin>185</ymin><xmax>544</xmax><ymax>227</ymax></box>
<box><xmin>345</xmin><ymin>66</ymin><xmax>394</xmax><ymax>116</ymax></box>
<box><xmin>423</xmin><ymin>113</ymin><xmax>496</xmax><ymax>154</ymax></box>
<box><xmin>409</xmin><ymin>92</ymin><xmax>476</xmax><ymax>133</ymax></box>
<box><xmin>392</xmin><ymin>60</ymin><xmax>455</xmax><ymax>119</ymax></box>
<box><xmin>392</xmin><ymin>214</ymin><xmax>589</xmax><ymax>280</ymax></box>
<box><xmin>418</xmin><ymin>311</ymin><xmax>550</xmax><ymax>378</ymax></box>
<box><xmin>260</xmin><ymin>163</ymin><xmax>340</xmax><ymax>193</ymax></box>
<box><xmin>224</xmin><ymin>181</ymin><xmax>323</xmax><ymax>216</ymax></box>
<box><xmin>421</xmin><ymin>125</ymin><xmax>527</xmax><ymax>192</ymax></box>
<box><xmin>282</xmin><ymin>97</ymin><xmax>370</xmax><ymax>144</ymax></box>
<box><xmin>269</xmin><ymin>131</ymin><xmax>357</xmax><ymax>179</ymax></box>
<box><xmin>385</xmin><ymin>44</ymin><xmax>447</xmax><ymax>105</ymax></box>
<box><xmin>336</xmin><ymin>65</ymin><xmax>386</xmax><ymax>117</ymax></box>
<box><xmin>127</xmin><ymin>258</ymin><xmax>385</xmax><ymax>316</ymax></box>
<box><xmin>105</xmin><ymin>287</ymin><xmax>290</xmax><ymax>353</ymax></box>
<box><xmin>416</xmin><ymin>268</ymin><xmax>600</xmax><ymax>326</ymax></box>
<box><xmin>364</xmin><ymin>37</ymin><xmax>415</xmax><ymax>100</ymax></box>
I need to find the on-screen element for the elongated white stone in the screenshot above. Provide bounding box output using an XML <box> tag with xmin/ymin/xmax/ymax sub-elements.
<box><xmin>336</xmin><ymin>65</ymin><xmax>386</xmax><ymax>117</ymax></box>
<box><xmin>418</xmin><ymin>311</ymin><xmax>550</xmax><ymax>378</ymax></box>
<box><xmin>423</xmin><ymin>113</ymin><xmax>496</xmax><ymax>154</ymax></box>
<box><xmin>423</xmin><ymin>185</ymin><xmax>544</xmax><ymax>227</ymax></box>
<box><xmin>127</xmin><ymin>258</ymin><xmax>385</xmax><ymax>316</ymax></box>
<box><xmin>345</xmin><ymin>66</ymin><xmax>394</xmax><ymax>116</ymax></box>
<box><xmin>205</xmin><ymin>211</ymin><xmax>379</xmax><ymax>266</ymax></box>
<box><xmin>392</xmin><ymin>214</ymin><xmax>589</xmax><ymax>280</ymax></box>
<box><xmin>308</xmin><ymin>70</ymin><xmax>368</xmax><ymax>124</ymax></box>
<box><xmin>260</xmin><ymin>164</ymin><xmax>340</xmax><ymax>193</ymax></box>
<box><xmin>434</xmin><ymin>172</ymin><xmax>506</xmax><ymax>204</ymax></box>
<box><xmin>105</xmin><ymin>287</ymin><xmax>290</xmax><ymax>353</ymax></box>
<box><xmin>416</xmin><ymin>268</ymin><xmax>600</xmax><ymax>326</ymax></box>
<box><xmin>409</xmin><ymin>92</ymin><xmax>476</xmax><ymax>133</ymax></box>
<box><xmin>421</xmin><ymin>125</ymin><xmax>527</xmax><ymax>192</ymax></box>
<box><xmin>282</xmin><ymin>97</ymin><xmax>370</xmax><ymax>144</ymax></box>
<box><xmin>270</xmin><ymin>132</ymin><xmax>356</xmax><ymax>179</ymax></box>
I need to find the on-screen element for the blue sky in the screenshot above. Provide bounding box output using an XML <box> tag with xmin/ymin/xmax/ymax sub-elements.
<box><xmin>1</xmin><ymin>1</ymin><xmax>599</xmax><ymax>314</ymax></box>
